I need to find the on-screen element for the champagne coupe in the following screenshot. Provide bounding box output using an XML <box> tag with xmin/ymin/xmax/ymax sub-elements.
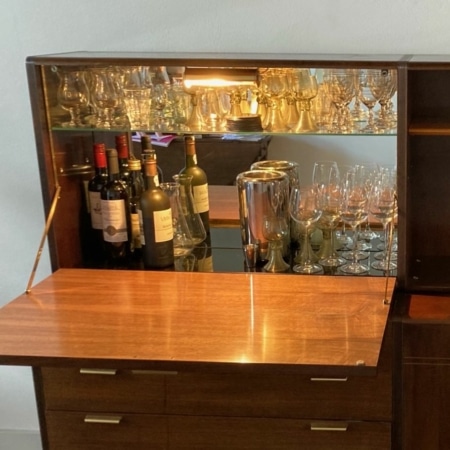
<box><xmin>338</xmin><ymin>168</ymin><xmax>370</xmax><ymax>274</ymax></box>
<box><xmin>289</xmin><ymin>186</ymin><xmax>323</xmax><ymax>274</ymax></box>
<box><xmin>369</xmin><ymin>168</ymin><xmax>397</xmax><ymax>271</ymax></box>
<box><xmin>56</xmin><ymin>68</ymin><xmax>90</xmax><ymax>128</ymax></box>
<box><xmin>262</xmin><ymin>215</ymin><xmax>290</xmax><ymax>272</ymax></box>
<box><xmin>313</xmin><ymin>161</ymin><xmax>345</xmax><ymax>267</ymax></box>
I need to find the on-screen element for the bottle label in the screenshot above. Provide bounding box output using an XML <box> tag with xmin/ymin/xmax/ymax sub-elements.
<box><xmin>130</xmin><ymin>212</ymin><xmax>141</xmax><ymax>250</ymax></box>
<box><xmin>154</xmin><ymin>208</ymin><xmax>173</xmax><ymax>242</ymax></box>
<box><xmin>101</xmin><ymin>199</ymin><xmax>128</xmax><ymax>243</ymax></box>
<box><xmin>193</xmin><ymin>183</ymin><xmax>209</xmax><ymax>214</ymax></box>
<box><xmin>89</xmin><ymin>191</ymin><xmax>103</xmax><ymax>230</ymax></box>
<box><xmin>138</xmin><ymin>209</ymin><xmax>145</xmax><ymax>245</ymax></box>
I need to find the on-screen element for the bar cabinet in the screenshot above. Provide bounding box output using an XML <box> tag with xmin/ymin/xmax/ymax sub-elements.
<box><xmin>0</xmin><ymin>52</ymin><xmax>449</xmax><ymax>449</ymax></box>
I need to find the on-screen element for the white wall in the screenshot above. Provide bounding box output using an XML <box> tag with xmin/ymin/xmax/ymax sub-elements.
<box><xmin>1</xmin><ymin>0</ymin><xmax>449</xmax><ymax>445</ymax></box>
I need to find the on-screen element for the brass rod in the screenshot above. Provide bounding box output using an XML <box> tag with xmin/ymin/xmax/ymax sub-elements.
<box><xmin>25</xmin><ymin>185</ymin><xmax>61</xmax><ymax>294</ymax></box>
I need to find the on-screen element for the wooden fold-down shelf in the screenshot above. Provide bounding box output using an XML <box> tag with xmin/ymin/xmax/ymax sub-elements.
<box><xmin>0</xmin><ymin>269</ymin><xmax>394</xmax><ymax>376</ymax></box>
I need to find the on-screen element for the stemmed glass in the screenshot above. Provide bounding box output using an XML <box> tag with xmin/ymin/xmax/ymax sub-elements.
<box><xmin>369</xmin><ymin>168</ymin><xmax>397</xmax><ymax>271</ymax></box>
<box><xmin>324</xmin><ymin>69</ymin><xmax>355</xmax><ymax>133</ymax></box>
<box><xmin>338</xmin><ymin>168</ymin><xmax>370</xmax><ymax>274</ymax></box>
<box><xmin>262</xmin><ymin>215</ymin><xmax>290</xmax><ymax>272</ymax></box>
<box><xmin>358</xmin><ymin>69</ymin><xmax>381</xmax><ymax>134</ymax></box>
<box><xmin>261</xmin><ymin>68</ymin><xmax>288</xmax><ymax>131</ymax></box>
<box><xmin>90</xmin><ymin>67</ymin><xmax>119</xmax><ymax>128</ymax></box>
<box><xmin>56</xmin><ymin>68</ymin><xmax>90</xmax><ymax>128</ymax></box>
<box><xmin>289</xmin><ymin>69</ymin><xmax>319</xmax><ymax>132</ymax></box>
<box><xmin>313</xmin><ymin>161</ymin><xmax>345</xmax><ymax>267</ymax></box>
<box><xmin>289</xmin><ymin>186</ymin><xmax>323</xmax><ymax>274</ymax></box>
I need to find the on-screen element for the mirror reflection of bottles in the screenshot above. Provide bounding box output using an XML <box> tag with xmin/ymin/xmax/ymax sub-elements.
<box><xmin>101</xmin><ymin>149</ymin><xmax>131</xmax><ymax>266</ymax></box>
<box><xmin>179</xmin><ymin>136</ymin><xmax>210</xmax><ymax>233</ymax></box>
<box><xmin>139</xmin><ymin>153</ymin><xmax>174</xmax><ymax>269</ymax></box>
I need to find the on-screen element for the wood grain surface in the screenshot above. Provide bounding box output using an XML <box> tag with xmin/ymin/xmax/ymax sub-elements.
<box><xmin>0</xmin><ymin>269</ymin><xmax>394</xmax><ymax>374</ymax></box>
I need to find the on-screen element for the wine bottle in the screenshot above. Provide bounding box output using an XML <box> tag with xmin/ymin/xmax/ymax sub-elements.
<box><xmin>128</xmin><ymin>158</ymin><xmax>145</xmax><ymax>260</ymax></box>
<box><xmin>179</xmin><ymin>136</ymin><xmax>210</xmax><ymax>233</ymax></box>
<box><xmin>86</xmin><ymin>143</ymin><xmax>109</xmax><ymax>265</ymax></box>
<box><xmin>139</xmin><ymin>153</ymin><xmax>174</xmax><ymax>269</ymax></box>
<box><xmin>115</xmin><ymin>134</ymin><xmax>130</xmax><ymax>185</ymax></box>
<box><xmin>101</xmin><ymin>148</ymin><xmax>131</xmax><ymax>266</ymax></box>
<box><xmin>140</xmin><ymin>134</ymin><xmax>163</xmax><ymax>183</ymax></box>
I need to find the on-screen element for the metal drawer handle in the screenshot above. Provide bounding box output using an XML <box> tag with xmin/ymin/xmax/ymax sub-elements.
<box><xmin>80</xmin><ymin>368</ymin><xmax>117</xmax><ymax>376</ymax></box>
<box><xmin>310</xmin><ymin>422</ymin><xmax>348</xmax><ymax>432</ymax></box>
<box><xmin>310</xmin><ymin>377</ymin><xmax>348</xmax><ymax>382</ymax></box>
<box><xmin>84</xmin><ymin>415</ymin><xmax>122</xmax><ymax>425</ymax></box>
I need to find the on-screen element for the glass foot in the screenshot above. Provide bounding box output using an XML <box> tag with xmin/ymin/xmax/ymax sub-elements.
<box><xmin>340</xmin><ymin>262</ymin><xmax>369</xmax><ymax>275</ymax></box>
<box><xmin>293</xmin><ymin>263</ymin><xmax>323</xmax><ymax>274</ymax></box>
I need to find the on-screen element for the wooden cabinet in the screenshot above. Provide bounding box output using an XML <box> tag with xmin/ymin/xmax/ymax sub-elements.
<box><xmin>1</xmin><ymin>51</ymin><xmax>450</xmax><ymax>449</ymax></box>
<box><xmin>34</xmin><ymin>321</ymin><xmax>393</xmax><ymax>449</ymax></box>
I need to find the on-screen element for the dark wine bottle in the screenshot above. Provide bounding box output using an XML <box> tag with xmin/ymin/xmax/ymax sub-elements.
<box><xmin>101</xmin><ymin>148</ymin><xmax>131</xmax><ymax>266</ymax></box>
<box><xmin>128</xmin><ymin>158</ymin><xmax>145</xmax><ymax>260</ymax></box>
<box><xmin>86</xmin><ymin>143</ymin><xmax>109</xmax><ymax>265</ymax></box>
<box><xmin>115</xmin><ymin>134</ymin><xmax>130</xmax><ymax>185</ymax></box>
<box><xmin>140</xmin><ymin>134</ymin><xmax>163</xmax><ymax>183</ymax></box>
<box><xmin>139</xmin><ymin>153</ymin><xmax>174</xmax><ymax>269</ymax></box>
<box><xmin>179</xmin><ymin>136</ymin><xmax>210</xmax><ymax>233</ymax></box>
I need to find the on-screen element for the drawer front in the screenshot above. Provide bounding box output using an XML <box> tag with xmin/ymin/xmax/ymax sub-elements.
<box><xmin>45</xmin><ymin>411</ymin><xmax>167</xmax><ymax>450</ymax></box>
<box><xmin>168</xmin><ymin>416</ymin><xmax>391</xmax><ymax>450</ymax></box>
<box><xmin>166</xmin><ymin>370</ymin><xmax>391</xmax><ymax>421</ymax></box>
<box><xmin>41</xmin><ymin>367</ymin><xmax>168</xmax><ymax>413</ymax></box>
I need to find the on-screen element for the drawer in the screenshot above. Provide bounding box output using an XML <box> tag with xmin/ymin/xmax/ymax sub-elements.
<box><xmin>166</xmin><ymin>370</ymin><xmax>391</xmax><ymax>421</ymax></box>
<box><xmin>45</xmin><ymin>411</ymin><xmax>167</xmax><ymax>450</ymax></box>
<box><xmin>40</xmin><ymin>367</ymin><xmax>168</xmax><ymax>413</ymax></box>
<box><xmin>166</xmin><ymin>325</ymin><xmax>392</xmax><ymax>421</ymax></box>
<box><xmin>168</xmin><ymin>416</ymin><xmax>391</xmax><ymax>450</ymax></box>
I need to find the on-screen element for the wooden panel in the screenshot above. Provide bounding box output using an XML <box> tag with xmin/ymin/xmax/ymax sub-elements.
<box><xmin>402</xmin><ymin>364</ymin><xmax>450</xmax><ymax>450</ymax></box>
<box><xmin>45</xmin><ymin>411</ymin><xmax>167</xmax><ymax>450</ymax></box>
<box><xmin>40</xmin><ymin>367</ymin><xmax>166</xmax><ymax>413</ymax></box>
<box><xmin>209</xmin><ymin>185</ymin><xmax>239</xmax><ymax>226</ymax></box>
<box><xmin>168</xmin><ymin>416</ymin><xmax>391</xmax><ymax>450</ymax></box>
<box><xmin>0</xmin><ymin>269</ymin><xmax>394</xmax><ymax>375</ymax></box>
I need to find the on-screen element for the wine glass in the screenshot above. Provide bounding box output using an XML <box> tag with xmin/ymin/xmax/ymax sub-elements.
<box><xmin>289</xmin><ymin>69</ymin><xmax>319</xmax><ymax>132</ymax></box>
<box><xmin>313</xmin><ymin>161</ymin><xmax>345</xmax><ymax>267</ymax></box>
<box><xmin>358</xmin><ymin>69</ymin><xmax>381</xmax><ymax>134</ymax></box>
<box><xmin>56</xmin><ymin>68</ymin><xmax>90</xmax><ymax>127</ymax></box>
<box><xmin>262</xmin><ymin>215</ymin><xmax>290</xmax><ymax>272</ymax></box>
<box><xmin>261</xmin><ymin>68</ymin><xmax>288</xmax><ymax>131</ymax></box>
<box><xmin>338</xmin><ymin>168</ymin><xmax>370</xmax><ymax>274</ymax></box>
<box><xmin>324</xmin><ymin>69</ymin><xmax>355</xmax><ymax>133</ymax></box>
<box><xmin>369</xmin><ymin>168</ymin><xmax>397</xmax><ymax>271</ymax></box>
<box><xmin>91</xmin><ymin>67</ymin><xmax>119</xmax><ymax>128</ymax></box>
<box><xmin>289</xmin><ymin>186</ymin><xmax>323</xmax><ymax>274</ymax></box>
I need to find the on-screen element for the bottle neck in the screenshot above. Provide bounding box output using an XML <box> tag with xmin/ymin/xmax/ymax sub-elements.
<box><xmin>106</xmin><ymin>149</ymin><xmax>121</xmax><ymax>181</ymax></box>
<box><xmin>184</xmin><ymin>137</ymin><xmax>197</xmax><ymax>167</ymax></box>
<box><xmin>144</xmin><ymin>160</ymin><xmax>160</xmax><ymax>188</ymax></box>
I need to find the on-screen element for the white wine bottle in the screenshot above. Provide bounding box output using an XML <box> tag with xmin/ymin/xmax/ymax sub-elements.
<box><xmin>139</xmin><ymin>153</ymin><xmax>174</xmax><ymax>269</ymax></box>
<box><xmin>179</xmin><ymin>136</ymin><xmax>210</xmax><ymax>233</ymax></box>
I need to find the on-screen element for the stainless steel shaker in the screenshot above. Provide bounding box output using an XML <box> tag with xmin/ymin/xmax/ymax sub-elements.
<box><xmin>250</xmin><ymin>160</ymin><xmax>301</xmax><ymax>247</ymax></box>
<box><xmin>236</xmin><ymin>169</ymin><xmax>290</xmax><ymax>263</ymax></box>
